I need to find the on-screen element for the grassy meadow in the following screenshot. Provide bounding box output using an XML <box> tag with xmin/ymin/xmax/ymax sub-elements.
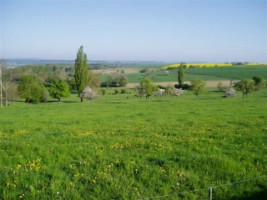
<box><xmin>1</xmin><ymin>88</ymin><xmax>267</xmax><ymax>199</ymax></box>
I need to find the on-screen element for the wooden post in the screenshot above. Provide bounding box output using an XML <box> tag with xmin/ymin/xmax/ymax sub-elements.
<box><xmin>0</xmin><ymin>66</ymin><xmax>2</xmax><ymax>108</ymax></box>
<box><xmin>209</xmin><ymin>187</ymin><xmax>212</xmax><ymax>200</ymax></box>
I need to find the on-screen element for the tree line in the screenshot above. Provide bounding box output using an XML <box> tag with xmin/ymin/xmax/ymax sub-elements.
<box><xmin>1</xmin><ymin>54</ymin><xmax>266</xmax><ymax>105</ymax></box>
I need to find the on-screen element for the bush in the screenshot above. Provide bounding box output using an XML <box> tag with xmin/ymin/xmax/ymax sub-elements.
<box><xmin>41</xmin><ymin>88</ymin><xmax>49</xmax><ymax>102</ymax></box>
<box><xmin>2</xmin><ymin>83</ymin><xmax>18</xmax><ymax>103</ymax></box>
<box><xmin>121</xmin><ymin>89</ymin><xmax>127</xmax><ymax>94</ymax></box>
<box><xmin>223</xmin><ymin>88</ymin><xmax>236</xmax><ymax>97</ymax></box>
<box><xmin>101</xmin><ymin>89</ymin><xmax>106</xmax><ymax>95</ymax></box>
<box><xmin>80</xmin><ymin>87</ymin><xmax>97</xmax><ymax>101</ymax></box>
<box><xmin>217</xmin><ymin>82</ymin><xmax>225</xmax><ymax>93</ymax></box>
<box><xmin>88</xmin><ymin>72</ymin><xmax>101</xmax><ymax>89</ymax></box>
<box><xmin>139</xmin><ymin>69</ymin><xmax>149</xmax><ymax>73</ymax></box>
<box><xmin>175</xmin><ymin>83</ymin><xmax>191</xmax><ymax>90</ymax></box>
<box><xmin>114</xmin><ymin>89</ymin><xmax>119</xmax><ymax>94</ymax></box>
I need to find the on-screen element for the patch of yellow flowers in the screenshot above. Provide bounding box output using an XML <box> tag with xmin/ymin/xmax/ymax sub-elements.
<box><xmin>163</xmin><ymin>63</ymin><xmax>267</xmax><ymax>69</ymax></box>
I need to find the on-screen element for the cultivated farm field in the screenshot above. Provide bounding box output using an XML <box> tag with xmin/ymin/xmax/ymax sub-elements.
<box><xmin>1</xmin><ymin>89</ymin><xmax>267</xmax><ymax>199</ymax></box>
<box><xmin>124</xmin><ymin>66</ymin><xmax>267</xmax><ymax>83</ymax></box>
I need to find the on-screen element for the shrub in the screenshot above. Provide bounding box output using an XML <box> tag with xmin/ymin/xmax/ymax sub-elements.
<box><xmin>175</xmin><ymin>83</ymin><xmax>191</xmax><ymax>90</ymax></box>
<box><xmin>217</xmin><ymin>82</ymin><xmax>225</xmax><ymax>93</ymax></box>
<box><xmin>139</xmin><ymin>69</ymin><xmax>149</xmax><ymax>73</ymax></box>
<box><xmin>121</xmin><ymin>89</ymin><xmax>127</xmax><ymax>94</ymax></box>
<box><xmin>223</xmin><ymin>88</ymin><xmax>236</xmax><ymax>97</ymax></box>
<box><xmin>2</xmin><ymin>83</ymin><xmax>18</xmax><ymax>104</ymax></box>
<box><xmin>88</xmin><ymin>72</ymin><xmax>101</xmax><ymax>89</ymax></box>
<box><xmin>114</xmin><ymin>89</ymin><xmax>119</xmax><ymax>94</ymax></box>
<box><xmin>101</xmin><ymin>89</ymin><xmax>106</xmax><ymax>95</ymax></box>
<box><xmin>80</xmin><ymin>87</ymin><xmax>97</xmax><ymax>101</ymax></box>
<box><xmin>41</xmin><ymin>88</ymin><xmax>49</xmax><ymax>102</ymax></box>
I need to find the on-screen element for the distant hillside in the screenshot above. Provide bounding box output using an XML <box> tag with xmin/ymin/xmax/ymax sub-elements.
<box><xmin>0</xmin><ymin>59</ymin><xmax>169</xmax><ymax>69</ymax></box>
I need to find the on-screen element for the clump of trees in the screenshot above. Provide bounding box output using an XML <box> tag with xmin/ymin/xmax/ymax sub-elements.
<box><xmin>18</xmin><ymin>75</ymin><xmax>48</xmax><ymax>103</ymax></box>
<box><xmin>218</xmin><ymin>76</ymin><xmax>265</xmax><ymax>99</ymax></box>
<box><xmin>104</xmin><ymin>75</ymin><xmax>128</xmax><ymax>87</ymax></box>
<box><xmin>17</xmin><ymin>75</ymin><xmax>71</xmax><ymax>103</ymax></box>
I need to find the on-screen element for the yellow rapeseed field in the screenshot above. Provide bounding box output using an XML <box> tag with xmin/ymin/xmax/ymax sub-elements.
<box><xmin>163</xmin><ymin>63</ymin><xmax>267</xmax><ymax>69</ymax></box>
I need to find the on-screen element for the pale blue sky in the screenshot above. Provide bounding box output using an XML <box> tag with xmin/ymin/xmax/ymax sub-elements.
<box><xmin>0</xmin><ymin>0</ymin><xmax>266</xmax><ymax>62</ymax></box>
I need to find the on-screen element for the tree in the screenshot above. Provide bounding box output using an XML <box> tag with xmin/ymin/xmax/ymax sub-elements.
<box><xmin>234</xmin><ymin>79</ymin><xmax>254</xmax><ymax>98</ymax></box>
<box><xmin>178</xmin><ymin>62</ymin><xmax>185</xmax><ymax>88</ymax></box>
<box><xmin>2</xmin><ymin>82</ymin><xmax>19</xmax><ymax>106</ymax></box>
<box><xmin>252</xmin><ymin>76</ymin><xmax>263</xmax><ymax>91</ymax></box>
<box><xmin>49</xmin><ymin>79</ymin><xmax>70</xmax><ymax>102</ymax></box>
<box><xmin>80</xmin><ymin>87</ymin><xmax>97</xmax><ymax>101</ymax></box>
<box><xmin>223</xmin><ymin>87</ymin><xmax>236</xmax><ymax>97</ymax></box>
<box><xmin>17</xmin><ymin>75</ymin><xmax>44</xmax><ymax>103</ymax></box>
<box><xmin>74</xmin><ymin>46</ymin><xmax>88</xmax><ymax>102</ymax></box>
<box><xmin>106</xmin><ymin>75</ymin><xmax>113</xmax><ymax>87</ymax></box>
<box><xmin>88</xmin><ymin>71</ymin><xmax>101</xmax><ymax>89</ymax></box>
<box><xmin>190</xmin><ymin>79</ymin><xmax>206</xmax><ymax>100</ymax></box>
<box><xmin>139</xmin><ymin>77</ymin><xmax>156</xmax><ymax>101</ymax></box>
<box><xmin>104</xmin><ymin>75</ymin><xmax>128</xmax><ymax>87</ymax></box>
<box><xmin>115</xmin><ymin>75</ymin><xmax>128</xmax><ymax>87</ymax></box>
<box><xmin>217</xmin><ymin>82</ymin><xmax>225</xmax><ymax>93</ymax></box>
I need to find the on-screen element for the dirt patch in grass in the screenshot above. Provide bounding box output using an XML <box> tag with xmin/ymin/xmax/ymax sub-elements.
<box><xmin>92</xmin><ymin>68</ymin><xmax>140</xmax><ymax>75</ymax></box>
<box><xmin>127</xmin><ymin>80</ymin><xmax>237</xmax><ymax>88</ymax></box>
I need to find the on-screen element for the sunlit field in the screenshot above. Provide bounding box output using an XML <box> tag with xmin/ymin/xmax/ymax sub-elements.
<box><xmin>1</xmin><ymin>89</ymin><xmax>267</xmax><ymax>199</ymax></box>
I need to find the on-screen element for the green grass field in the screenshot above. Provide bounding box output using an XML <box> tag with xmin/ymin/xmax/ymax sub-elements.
<box><xmin>1</xmin><ymin>89</ymin><xmax>267</xmax><ymax>199</ymax></box>
<box><xmin>124</xmin><ymin>66</ymin><xmax>267</xmax><ymax>83</ymax></box>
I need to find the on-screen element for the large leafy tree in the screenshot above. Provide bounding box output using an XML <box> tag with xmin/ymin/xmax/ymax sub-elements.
<box><xmin>49</xmin><ymin>79</ymin><xmax>70</xmax><ymax>102</ymax></box>
<box><xmin>17</xmin><ymin>75</ymin><xmax>45</xmax><ymax>103</ymax></box>
<box><xmin>234</xmin><ymin>79</ymin><xmax>255</xmax><ymax>98</ymax></box>
<box><xmin>178</xmin><ymin>62</ymin><xmax>185</xmax><ymax>88</ymax></box>
<box><xmin>74</xmin><ymin>46</ymin><xmax>88</xmax><ymax>102</ymax></box>
<box><xmin>190</xmin><ymin>79</ymin><xmax>206</xmax><ymax>100</ymax></box>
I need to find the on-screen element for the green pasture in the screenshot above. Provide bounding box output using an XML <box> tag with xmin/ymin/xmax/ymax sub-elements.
<box><xmin>1</xmin><ymin>89</ymin><xmax>267</xmax><ymax>199</ymax></box>
<box><xmin>123</xmin><ymin>66</ymin><xmax>267</xmax><ymax>83</ymax></box>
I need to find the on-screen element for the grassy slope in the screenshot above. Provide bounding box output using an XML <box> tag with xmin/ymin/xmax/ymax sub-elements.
<box><xmin>0</xmin><ymin>90</ymin><xmax>267</xmax><ymax>199</ymax></box>
<box><xmin>125</xmin><ymin>66</ymin><xmax>267</xmax><ymax>83</ymax></box>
